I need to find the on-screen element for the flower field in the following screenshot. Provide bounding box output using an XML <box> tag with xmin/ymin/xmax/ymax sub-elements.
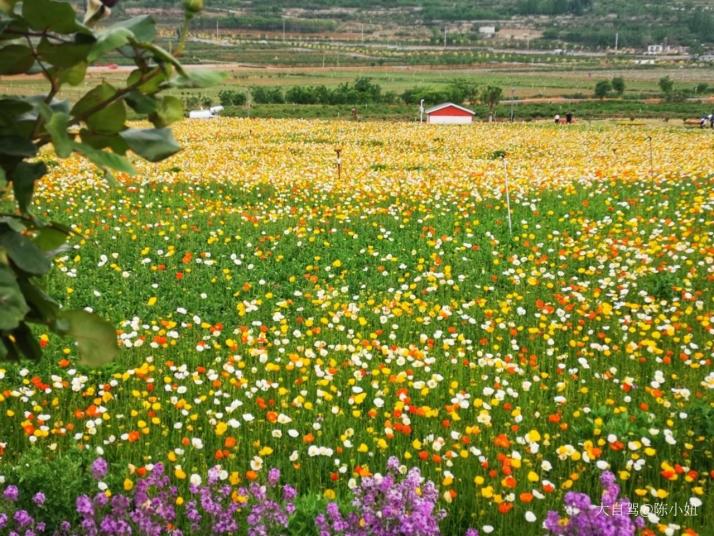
<box><xmin>1</xmin><ymin>119</ymin><xmax>713</xmax><ymax>535</ymax></box>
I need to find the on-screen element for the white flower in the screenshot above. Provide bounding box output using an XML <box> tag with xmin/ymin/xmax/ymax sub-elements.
<box><xmin>525</xmin><ymin>511</ymin><xmax>536</xmax><ymax>523</ymax></box>
<box><xmin>190</xmin><ymin>474</ymin><xmax>202</xmax><ymax>486</ymax></box>
<box><xmin>191</xmin><ymin>438</ymin><xmax>203</xmax><ymax>449</ymax></box>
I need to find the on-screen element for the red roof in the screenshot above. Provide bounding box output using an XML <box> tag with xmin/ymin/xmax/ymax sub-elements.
<box><xmin>425</xmin><ymin>103</ymin><xmax>475</xmax><ymax>116</ymax></box>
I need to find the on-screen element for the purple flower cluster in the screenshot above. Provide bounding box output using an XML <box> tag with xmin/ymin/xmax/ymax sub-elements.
<box><xmin>75</xmin><ymin>463</ymin><xmax>180</xmax><ymax>536</ymax></box>
<box><xmin>186</xmin><ymin>466</ymin><xmax>296</xmax><ymax>536</ymax></box>
<box><xmin>544</xmin><ymin>471</ymin><xmax>646</xmax><ymax>536</ymax></box>
<box><xmin>0</xmin><ymin>484</ymin><xmax>48</xmax><ymax>535</ymax></box>
<box><xmin>315</xmin><ymin>457</ymin><xmax>446</xmax><ymax>536</ymax></box>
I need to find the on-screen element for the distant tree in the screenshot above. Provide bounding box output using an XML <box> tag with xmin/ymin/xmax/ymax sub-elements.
<box><xmin>447</xmin><ymin>79</ymin><xmax>479</xmax><ymax>104</ymax></box>
<box><xmin>659</xmin><ymin>76</ymin><xmax>674</xmax><ymax>96</ymax></box>
<box><xmin>611</xmin><ymin>76</ymin><xmax>625</xmax><ymax>96</ymax></box>
<box><xmin>480</xmin><ymin>86</ymin><xmax>503</xmax><ymax>121</ymax></box>
<box><xmin>696</xmin><ymin>83</ymin><xmax>709</xmax><ymax>95</ymax></box>
<box><xmin>594</xmin><ymin>80</ymin><xmax>612</xmax><ymax>99</ymax></box>
<box><xmin>218</xmin><ymin>90</ymin><xmax>247</xmax><ymax>106</ymax></box>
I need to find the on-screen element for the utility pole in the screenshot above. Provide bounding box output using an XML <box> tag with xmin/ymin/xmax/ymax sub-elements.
<box><xmin>444</xmin><ymin>26</ymin><xmax>447</xmax><ymax>49</ymax></box>
<box><xmin>614</xmin><ymin>32</ymin><xmax>619</xmax><ymax>52</ymax></box>
<box><xmin>216</xmin><ymin>19</ymin><xmax>219</xmax><ymax>40</ymax></box>
<box><xmin>361</xmin><ymin>23</ymin><xmax>364</xmax><ymax>44</ymax></box>
<box><xmin>283</xmin><ymin>19</ymin><xmax>286</xmax><ymax>42</ymax></box>
<box><xmin>509</xmin><ymin>86</ymin><xmax>514</xmax><ymax>122</ymax></box>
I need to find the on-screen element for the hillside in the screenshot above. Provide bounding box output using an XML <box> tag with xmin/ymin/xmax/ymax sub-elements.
<box><xmin>111</xmin><ymin>0</ymin><xmax>714</xmax><ymax>51</ymax></box>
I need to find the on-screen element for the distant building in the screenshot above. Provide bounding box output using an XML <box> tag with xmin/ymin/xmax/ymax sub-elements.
<box><xmin>478</xmin><ymin>26</ymin><xmax>496</xmax><ymax>37</ymax></box>
<box><xmin>646</xmin><ymin>44</ymin><xmax>688</xmax><ymax>55</ymax></box>
<box><xmin>425</xmin><ymin>103</ymin><xmax>474</xmax><ymax>125</ymax></box>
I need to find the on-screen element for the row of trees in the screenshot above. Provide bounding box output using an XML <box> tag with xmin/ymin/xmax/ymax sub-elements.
<box><xmin>223</xmin><ymin>78</ymin><xmax>502</xmax><ymax>109</ymax></box>
<box><xmin>594</xmin><ymin>76</ymin><xmax>710</xmax><ymax>101</ymax></box>
<box><xmin>594</xmin><ymin>77</ymin><xmax>626</xmax><ymax>98</ymax></box>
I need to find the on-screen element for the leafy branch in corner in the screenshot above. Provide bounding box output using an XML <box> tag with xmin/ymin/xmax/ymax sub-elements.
<box><xmin>0</xmin><ymin>0</ymin><xmax>223</xmax><ymax>365</ymax></box>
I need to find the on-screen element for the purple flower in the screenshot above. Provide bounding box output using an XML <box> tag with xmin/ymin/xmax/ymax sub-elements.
<box><xmin>267</xmin><ymin>468</ymin><xmax>280</xmax><ymax>487</ymax></box>
<box><xmin>316</xmin><ymin>458</ymin><xmax>444</xmax><ymax>536</ymax></box>
<box><xmin>32</xmin><ymin>492</ymin><xmax>46</xmax><ymax>507</ymax></box>
<box><xmin>3</xmin><ymin>485</ymin><xmax>19</xmax><ymax>502</ymax></box>
<box><xmin>91</xmin><ymin>457</ymin><xmax>109</xmax><ymax>480</ymax></box>
<box><xmin>545</xmin><ymin>470</ymin><xmax>648</xmax><ymax>536</ymax></box>
<box><xmin>76</xmin><ymin>495</ymin><xmax>94</xmax><ymax>517</ymax></box>
<box><xmin>13</xmin><ymin>510</ymin><xmax>33</xmax><ymax>527</ymax></box>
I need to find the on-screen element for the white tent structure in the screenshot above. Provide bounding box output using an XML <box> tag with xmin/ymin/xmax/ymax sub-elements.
<box><xmin>189</xmin><ymin>106</ymin><xmax>224</xmax><ymax>119</ymax></box>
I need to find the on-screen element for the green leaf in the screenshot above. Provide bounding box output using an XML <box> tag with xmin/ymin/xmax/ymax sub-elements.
<box><xmin>131</xmin><ymin>41</ymin><xmax>186</xmax><ymax>76</ymax></box>
<box><xmin>38</xmin><ymin>37</ymin><xmax>92</xmax><ymax>69</ymax></box>
<box><xmin>0</xmin><ymin>166</ymin><xmax>5</xmax><ymax>189</ymax></box>
<box><xmin>44</xmin><ymin>112</ymin><xmax>73</xmax><ymax>157</ymax></box>
<box><xmin>22</xmin><ymin>0</ymin><xmax>89</xmax><ymax>34</ymax></box>
<box><xmin>171</xmin><ymin>70</ymin><xmax>227</xmax><ymax>89</ymax></box>
<box><xmin>0</xmin><ymin>264</ymin><xmax>28</xmax><ymax>330</ymax></box>
<box><xmin>56</xmin><ymin>60</ymin><xmax>88</xmax><ymax>86</ymax></box>
<box><xmin>33</xmin><ymin>226</ymin><xmax>68</xmax><ymax>253</ymax></box>
<box><xmin>11</xmin><ymin>322</ymin><xmax>42</xmax><ymax>360</ymax></box>
<box><xmin>0</xmin><ymin>15</ymin><xmax>27</xmax><ymax>39</ymax></box>
<box><xmin>79</xmin><ymin>129</ymin><xmax>128</xmax><ymax>154</ymax></box>
<box><xmin>59</xmin><ymin>310</ymin><xmax>117</xmax><ymax>367</ymax></box>
<box><xmin>18</xmin><ymin>277</ymin><xmax>60</xmax><ymax>322</ymax></box>
<box><xmin>11</xmin><ymin>160</ymin><xmax>47</xmax><ymax>213</ymax></box>
<box><xmin>120</xmin><ymin>128</ymin><xmax>180</xmax><ymax>162</ymax></box>
<box><xmin>0</xmin><ymin>215</ymin><xmax>25</xmax><ymax>233</ymax></box>
<box><xmin>88</xmin><ymin>27</ymin><xmax>132</xmax><ymax>62</ymax></box>
<box><xmin>73</xmin><ymin>142</ymin><xmax>135</xmax><ymax>175</ymax></box>
<box><xmin>0</xmin><ymin>44</ymin><xmax>34</xmax><ymax>75</ymax></box>
<box><xmin>71</xmin><ymin>82</ymin><xmax>126</xmax><ymax>134</ymax></box>
<box><xmin>127</xmin><ymin>67</ymin><xmax>166</xmax><ymax>94</ymax></box>
<box><xmin>125</xmin><ymin>90</ymin><xmax>157</xmax><ymax>115</ymax></box>
<box><xmin>0</xmin><ymin>135</ymin><xmax>36</xmax><ymax>156</ymax></box>
<box><xmin>0</xmin><ymin>98</ymin><xmax>33</xmax><ymax>122</ymax></box>
<box><xmin>112</xmin><ymin>15</ymin><xmax>156</xmax><ymax>42</ymax></box>
<box><xmin>0</xmin><ymin>0</ymin><xmax>18</xmax><ymax>15</ymax></box>
<box><xmin>0</xmin><ymin>227</ymin><xmax>51</xmax><ymax>275</ymax></box>
<box><xmin>150</xmin><ymin>95</ymin><xmax>183</xmax><ymax>127</ymax></box>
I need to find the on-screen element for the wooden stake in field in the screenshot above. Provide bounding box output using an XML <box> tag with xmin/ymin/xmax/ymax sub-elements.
<box><xmin>503</xmin><ymin>156</ymin><xmax>513</xmax><ymax>237</ymax></box>
<box><xmin>647</xmin><ymin>135</ymin><xmax>654</xmax><ymax>179</ymax></box>
<box><xmin>335</xmin><ymin>148</ymin><xmax>342</xmax><ymax>181</ymax></box>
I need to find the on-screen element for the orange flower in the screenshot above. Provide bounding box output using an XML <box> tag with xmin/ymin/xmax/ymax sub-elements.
<box><xmin>494</xmin><ymin>434</ymin><xmax>511</xmax><ymax>449</ymax></box>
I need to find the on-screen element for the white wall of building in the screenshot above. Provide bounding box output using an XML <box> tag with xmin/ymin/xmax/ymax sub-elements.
<box><xmin>427</xmin><ymin>115</ymin><xmax>473</xmax><ymax>125</ymax></box>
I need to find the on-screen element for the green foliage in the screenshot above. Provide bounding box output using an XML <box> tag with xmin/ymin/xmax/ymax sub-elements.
<box><xmin>611</xmin><ymin>76</ymin><xmax>625</xmax><ymax>96</ymax></box>
<box><xmin>218</xmin><ymin>89</ymin><xmax>247</xmax><ymax>106</ymax></box>
<box><xmin>1</xmin><ymin>447</ymin><xmax>98</xmax><ymax>529</ymax></box>
<box><xmin>594</xmin><ymin>79</ymin><xmax>612</xmax><ymax>99</ymax></box>
<box><xmin>0</xmin><ymin>1</ymin><xmax>215</xmax><ymax>363</ymax></box>
<box><xmin>659</xmin><ymin>76</ymin><xmax>674</xmax><ymax>95</ymax></box>
<box><xmin>480</xmin><ymin>85</ymin><xmax>503</xmax><ymax>118</ymax></box>
<box><xmin>251</xmin><ymin>86</ymin><xmax>285</xmax><ymax>104</ymax></box>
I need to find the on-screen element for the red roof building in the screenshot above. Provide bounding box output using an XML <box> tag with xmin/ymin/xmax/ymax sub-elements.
<box><xmin>425</xmin><ymin>103</ymin><xmax>475</xmax><ymax>124</ymax></box>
